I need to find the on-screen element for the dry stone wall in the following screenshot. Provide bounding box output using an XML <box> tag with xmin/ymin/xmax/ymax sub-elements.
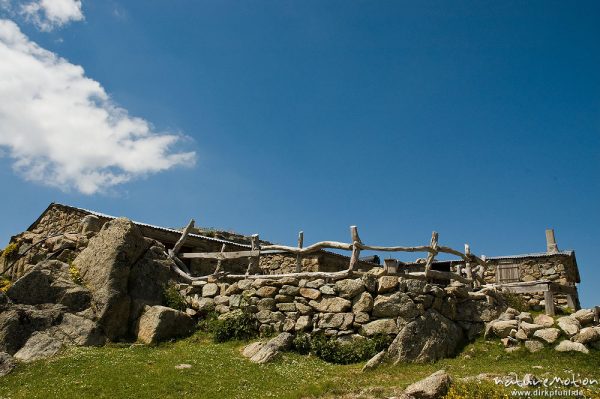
<box><xmin>184</xmin><ymin>272</ymin><xmax>507</xmax><ymax>362</ymax></box>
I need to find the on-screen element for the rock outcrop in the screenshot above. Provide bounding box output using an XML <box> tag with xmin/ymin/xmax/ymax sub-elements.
<box><xmin>387</xmin><ymin>310</ymin><xmax>463</xmax><ymax>364</ymax></box>
<box><xmin>244</xmin><ymin>332</ymin><xmax>293</xmax><ymax>364</ymax></box>
<box><xmin>73</xmin><ymin>218</ymin><xmax>150</xmax><ymax>340</ymax></box>
<box><xmin>6</xmin><ymin>260</ymin><xmax>91</xmax><ymax>312</ymax></box>
<box><xmin>136</xmin><ymin>306</ymin><xmax>195</xmax><ymax>345</ymax></box>
<box><xmin>403</xmin><ymin>369</ymin><xmax>452</xmax><ymax>399</ymax></box>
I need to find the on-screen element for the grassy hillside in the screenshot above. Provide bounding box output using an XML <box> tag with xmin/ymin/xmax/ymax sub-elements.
<box><xmin>1</xmin><ymin>333</ymin><xmax>599</xmax><ymax>399</ymax></box>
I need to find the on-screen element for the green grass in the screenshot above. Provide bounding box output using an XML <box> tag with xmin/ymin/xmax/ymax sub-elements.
<box><xmin>1</xmin><ymin>334</ymin><xmax>599</xmax><ymax>399</ymax></box>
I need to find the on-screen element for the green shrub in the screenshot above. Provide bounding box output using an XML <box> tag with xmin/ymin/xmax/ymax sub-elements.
<box><xmin>0</xmin><ymin>276</ymin><xmax>11</xmax><ymax>293</ymax></box>
<box><xmin>1</xmin><ymin>243</ymin><xmax>19</xmax><ymax>260</ymax></box>
<box><xmin>444</xmin><ymin>381</ymin><xmax>510</xmax><ymax>399</ymax></box>
<box><xmin>503</xmin><ymin>292</ymin><xmax>528</xmax><ymax>312</ymax></box>
<box><xmin>210</xmin><ymin>309</ymin><xmax>259</xmax><ymax>343</ymax></box>
<box><xmin>293</xmin><ymin>333</ymin><xmax>392</xmax><ymax>365</ymax></box>
<box><xmin>197</xmin><ymin>311</ymin><xmax>219</xmax><ymax>332</ymax></box>
<box><xmin>68</xmin><ymin>262</ymin><xmax>84</xmax><ymax>285</ymax></box>
<box><xmin>163</xmin><ymin>283</ymin><xmax>186</xmax><ymax>311</ymax></box>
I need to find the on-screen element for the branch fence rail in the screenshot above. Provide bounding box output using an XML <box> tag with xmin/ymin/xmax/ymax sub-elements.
<box><xmin>168</xmin><ymin>220</ymin><xmax>488</xmax><ymax>287</ymax></box>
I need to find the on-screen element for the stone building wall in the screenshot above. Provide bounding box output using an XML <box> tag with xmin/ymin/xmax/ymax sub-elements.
<box><xmin>482</xmin><ymin>255</ymin><xmax>579</xmax><ymax>311</ymax></box>
<box><xmin>483</xmin><ymin>255</ymin><xmax>578</xmax><ymax>285</ymax></box>
<box><xmin>1</xmin><ymin>205</ymin><xmax>97</xmax><ymax>279</ymax></box>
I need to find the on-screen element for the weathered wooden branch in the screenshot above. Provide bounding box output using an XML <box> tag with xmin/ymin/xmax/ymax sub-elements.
<box><xmin>227</xmin><ymin>269</ymin><xmax>352</xmax><ymax>281</ymax></box>
<box><xmin>261</xmin><ymin>241</ymin><xmax>353</xmax><ymax>253</ymax></box>
<box><xmin>213</xmin><ymin>243</ymin><xmax>227</xmax><ymax>274</ymax></box>
<box><xmin>182</xmin><ymin>250</ymin><xmax>260</xmax><ymax>260</ymax></box>
<box><xmin>423</xmin><ymin>232</ymin><xmax>439</xmax><ymax>277</ymax></box>
<box><xmin>245</xmin><ymin>234</ymin><xmax>260</xmax><ymax>276</ymax></box>
<box><xmin>348</xmin><ymin>226</ymin><xmax>362</xmax><ymax>272</ymax></box>
<box><xmin>295</xmin><ymin>231</ymin><xmax>303</xmax><ymax>273</ymax></box>
<box><xmin>172</xmin><ymin>224</ymin><xmax>489</xmax><ymax>286</ymax></box>
<box><xmin>464</xmin><ymin>244</ymin><xmax>473</xmax><ymax>280</ymax></box>
<box><xmin>171</xmin><ymin>219</ymin><xmax>195</xmax><ymax>256</ymax></box>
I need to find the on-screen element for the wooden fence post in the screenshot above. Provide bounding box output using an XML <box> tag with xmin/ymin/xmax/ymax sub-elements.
<box><xmin>213</xmin><ymin>243</ymin><xmax>227</xmax><ymax>274</ymax></box>
<box><xmin>348</xmin><ymin>226</ymin><xmax>362</xmax><ymax>272</ymax></box>
<box><xmin>423</xmin><ymin>231</ymin><xmax>438</xmax><ymax>277</ymax></box>
<box><xmin>168</xmin><ymin>219</ymin><xmax>195</xmax><ymax>275</ymax></box>
<box><xmin>295</xmin><ymin>231</ymin><xmax>304</xmax><ymax>273</ymax></box>
<box><xmin>245</xmin><ymin>234</ymin><xmax>260</xmax><ymax>276</ymax></box>
<box><xmin>464</xmin><ymin>244</ymin><xmax>473</xmax><ymax>281</ymax></box>
<box><xmin>544</xmin><ymin>290</ymin><xmax>555</xmax><ymax>316</ymax></box>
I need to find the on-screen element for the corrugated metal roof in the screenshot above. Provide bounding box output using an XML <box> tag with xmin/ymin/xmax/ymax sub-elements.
<box><xmin>485</xmin><ymin>251</ymin><xmax>574</xmax><ymax>260</ymax></box>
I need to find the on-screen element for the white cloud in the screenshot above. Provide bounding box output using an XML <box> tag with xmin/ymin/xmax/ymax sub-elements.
<box><xmin>20</xmin><ymin>0</ymin><xmax>83</xmax><ymax>31</ymax></box>
<box><xmin>0</xmin><ymin>19</ymin><xmax>196</xmax><ymax>194</ymax></box>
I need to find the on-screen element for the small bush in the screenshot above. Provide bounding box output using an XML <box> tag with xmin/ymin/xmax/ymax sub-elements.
<box><xmin>293</xmin><ymin>333</ymin><xmax>392</xmax><ymax>365</ymax></box>
<box><xmin>211</xmin><ymin>309</ymin><xmax>259</xmax><ymax>343</ymax></box>
<box><xmin>444</xmin><ymin>381</ymin><xmax>510</xmax><ymax>399</ymax></box>
<box><xmin>197</xmin><ymin>311</ymin><xmax>220</xmax><ymax>332</ymax></box>
<box><xmin>1</xmin><ymin>243</ymin><xmax>19</xmax><ymax>260</ymax></box>
<box><xmin>0</xmin><ymin>276</ymin><xmax>11</xmax><ymax>293</ymax></box>
<box><xmin>292</xmin><ymin>333</ymin><xmax>312</xmax><ymax>355</ymax></box>
<box><xmin>163</xmin><ymin>283</ymin><xmax>186</xmax><ymax>311</ymax></box>
<box><xmin>69</xmin><ymin>262</ymin><xmax>84</xmax><ymax>285</ymax></box>
<box><xmin>503</xmin><ymin>292</ymin><xmax>528</xmax><ymax>312</ymax></box>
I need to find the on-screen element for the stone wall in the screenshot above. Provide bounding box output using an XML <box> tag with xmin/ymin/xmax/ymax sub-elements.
<box><xmin>1</xmin><ymin>205</ymin><xmax>97</xmax><ymax>279</ymax></box>
<box><xmin>482</xmin><ymin>255</ymin><xmax>579</xmax><ymax>310</ymax></box>
<box><xmin>258</xmin><ymin>252</ymin><xmax>375</xmax><ymax>275</ymax></box>
<box><xmin>483</xmin><ymin>255</ymin><xmax>578</xmax><ymax>285</ymax></box>
<box><xmin>184</xmin><ymin>272</ymin><xmax>506</xmax><ymax>362</ymax></box>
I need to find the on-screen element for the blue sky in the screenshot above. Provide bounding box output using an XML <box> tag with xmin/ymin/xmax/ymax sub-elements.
<box><xmin>0</xmin><ymin>1</ymin><xmax>598</xmax><ymax>306</ymax></box>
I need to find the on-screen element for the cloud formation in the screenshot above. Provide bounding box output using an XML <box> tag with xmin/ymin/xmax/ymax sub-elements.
<box><xmin>0</xmin><ymin>19</ymin><xmax>196</xmax><ymax>194</ymax></box>
<box><xmin>20</xmin><ymin>0</ymin><xmax>83</xmax><ymax>31</ymax></box>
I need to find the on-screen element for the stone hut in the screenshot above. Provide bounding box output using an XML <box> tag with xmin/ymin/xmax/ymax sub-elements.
<box><xmin>1</xmin><ymin>203</ymin><xmax>376</xmax><ymax>280</ymax></box>
<box><xmin>392</xmin><ymin>230</ymin><xmax>581</xmax><ymax>313</ymax></box>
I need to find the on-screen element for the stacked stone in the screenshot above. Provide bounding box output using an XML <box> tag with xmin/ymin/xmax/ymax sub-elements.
<box><xmin>185</xmin><ymin>270</ymin><xmax>505</xmax><ymax>344</ymax></box>
<box><xmin>485</xmin><ymin>308</ymin><xmax>600</xmax><ymax>354</ymax></box>
<box><xmin>258</xmin><ymin>254</ymin><xmax>321</xmax><ymax>275</ymax></box>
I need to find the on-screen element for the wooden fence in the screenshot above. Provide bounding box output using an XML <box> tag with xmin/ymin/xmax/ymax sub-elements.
<box><xmin>167</xmin><ymin>220</ymin><xmax>488</xmax><ymax>287</ymax></box>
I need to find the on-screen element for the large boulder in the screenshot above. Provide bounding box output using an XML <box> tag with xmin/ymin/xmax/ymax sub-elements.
<box><xmin>533</xmin><ymin>328</ymin><xmax>561</xmax><ymax>344</ymax></box>
<box><xmin>491</xmin><ymin>320</ymin><xmax>518</xmax><ymax>338</ymax></box>
<box><xmin>572</xmin><ymin>309</ymin><xmax>595</xmax><ymax>326</ymax></box>
<box><xmin>50</xmin><ymin>313</ymin><xmax>105</xmax><ymax>347</ymax></box>
<box><xmin>388</xmin><ymin>310</ymin><xmax>463</xmax><ymax>363</ymax></box>
<box><xmin>13</xmin><ymin>331</ymin><xmax>63</xmax><ymax>363</ymax></box>
<box><xmin>6</xmin><ymin>260</ymin><xmax>91</xmax><ymax>312</ymax></box>
<box><xmin>404</xmin><ymin>369</ymin><xmax>452</xmax><ymax>399</ymax></box>
<box><xmin>127</xmin><ymin>244</ymin><xmax>174</xmax><ymax>326</ymax></box>
<box><xmin>573</xmin><ymin>327</ymin><xmax>600</xmax><ymax>345</ymax></box>
<box><xmin>557</xmin><ymin>316</ymin><xmax>580</xmax><ymax>337</ymax></box>
<box><xmin>248</xmin><ymin>332</ymin><xmax>293</xmax><ymax>364</ymax></box>
<box><xmin>0</xmin><ymin>304</ymin><xmax>64</xmax><ymax>355</ymax></box>
<box><xmin>136</xmin><ymin>306</ymin><xmax>195</xmax><ymax>344</ymax></box>
<box><xmin>73</xmin><ymin>218</ymin><xmax>149</xmax><ymax>340</ymax></box>
<box><xmin>555</xmin><ymin>340</ymin><xmax>589</xmax><ymax>354</ymax></box>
